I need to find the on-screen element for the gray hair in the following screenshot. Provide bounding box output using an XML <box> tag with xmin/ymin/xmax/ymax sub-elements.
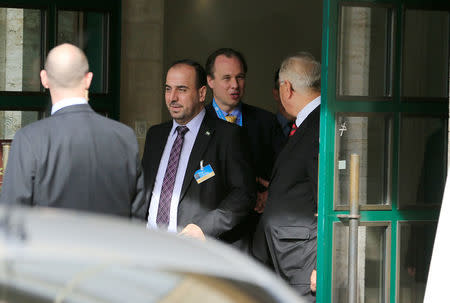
<box><xmin>279</xmin><ymin>52</ymin><xmax>321</xmax><ymax>93</ymax></box>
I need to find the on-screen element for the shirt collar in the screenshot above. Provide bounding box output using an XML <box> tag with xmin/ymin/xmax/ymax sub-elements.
<box><xmin>295</xmin><ymin>95</ymin><xmax>321</xmax><ymax>128</ymax></box>
<box><xmin>171</xmin><ymin>108</ymin><xmax>206</xmax><ymax>136</ymax></box>
<box><xmin>276</xmin><ymin>111</ymin><xmax>290</xmax><ymax>127</ymax></box>
<box><xmin>214</xmin><ymin>99</ymin><xmax>242</xmax><ymax>117</ymax></box>
<box><xmin>51</xmin><ymin>97</ymin><xmax>88</xmax><ymax>115</ymax></box>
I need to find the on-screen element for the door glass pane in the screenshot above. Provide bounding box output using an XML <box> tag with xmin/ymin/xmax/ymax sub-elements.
<box><xmin>398</xmin><ymin>116</ymin><xmax>447</xmax><ymax>208</ymax></box>
<box><xmin>398</xmin><ymin>221</ymin><xmax>437</xmax><ymax>303</ymax></box>
<box><xmin>338</xmin><ymin>6</ymin><xmax>393</xmax><ymax>97</ymax></box>
<box><xmin>0</xmin><ymin>111</ymin><xmax>41</xmax><ymax>189</ymax></box>
<box><xmin>402</xmin><ymin>10</ymin><xmax>449</xmax><ymax>99</ymax></box>
<box><xmin>335</xmin><ymin>114</ymin><xmax>392</xmax><ymax>207</ymax></box>
<box><xmin>332</xmin><ymin>223</ymin><xmax>388</xmax><ymax>303</ymax></box>
<box><xmin>57</xmin><ymin>10</ymin><xmax>108</xmax><ymax>93</ymax></box>
<box><xmin>0</xmin><ymin>8</ymin><xmax>42</xmax><ymax>92</ymax></box>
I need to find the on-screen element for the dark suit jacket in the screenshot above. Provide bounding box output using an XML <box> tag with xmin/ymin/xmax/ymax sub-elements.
<box><xmin>253</xmin><ymin>106</ymin><xmax>320</xmax><ymax>299</ymax></box>
<box><xmin>134</xmin><ymin>111</ymin><xmax>256</xmax><ymax>238</ymax></box>
<box><xmin>205</xmin><ymin>102</ymin><xmax>285</xmax><ymax>250</ymax></box>
<box><xmin>206</xmin><ymin>102</ymin><xmax>285</xmax><ymax>180</ymax></box>
<box><xmin>0</xmin><ymin>104</ymin><xmax>144</xmax><ymax>217</ymax></box>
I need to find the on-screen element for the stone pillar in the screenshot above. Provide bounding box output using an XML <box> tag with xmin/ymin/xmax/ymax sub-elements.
<box><xmin>121</xmin><ymin>0</ymin><xmax>165</xmax><ymax>156</ymax></box>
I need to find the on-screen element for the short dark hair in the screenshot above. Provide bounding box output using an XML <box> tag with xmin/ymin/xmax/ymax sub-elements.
<box><xmin>205</xmin><ymin>48</ymin><xmax>248</xmax><ymax>78</ymax></box>
<box><xmin>168</xmin><ymin>59</ymin><xmax>207</xmax><ymax>89</ymax></box>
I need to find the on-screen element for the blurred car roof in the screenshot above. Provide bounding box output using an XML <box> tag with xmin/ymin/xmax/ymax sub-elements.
<box><xmin>0</xmin><ymin>205</ymin><xmax>305</xmax><ymax>303</ymax></box>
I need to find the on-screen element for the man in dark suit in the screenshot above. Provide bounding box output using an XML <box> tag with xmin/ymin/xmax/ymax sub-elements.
<box><xmin>0</xmin><ymin>43</ymin><xmax>144</xmax><ymax>217</ymax></box>
<box><xmin>133</xmin><ymin>59</ymin><xmax>255</xmax><ymax>240</ymax></box>
<box><xmin>253</xmin><ymin>52</ymin><xmax>321</xmax><ymax>301</ymax></box>
<box><xmin>204</xmin><ymin>48</ymin><xmax>284</xmax><ymax>251</ymax></box>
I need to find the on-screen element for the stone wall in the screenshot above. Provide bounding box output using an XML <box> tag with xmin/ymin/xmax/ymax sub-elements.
<box><xmin>120</xmin><ymin>0</ymin><xmax>164</xmax><ymax>155</ymax></box>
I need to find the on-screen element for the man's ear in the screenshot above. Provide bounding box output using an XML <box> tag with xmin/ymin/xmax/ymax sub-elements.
<box><xmin>84</xmin><ymin>72</ymin><xmax>93</xmax><ymax>90</ymax></box>
<box><xmin>285</xmin><ymin>80</ymin><xmax>294</xmax><ymax>99</ymax></box>
<box><xmin>199</xmin><ymin>85</ymin><xmax>207</xmax><ymax>103</ymax></box>
<box><xmin>272</xmin><ymin>88</ymin><xmax>281</xmax><ymax>102</ymax></box>
<box><xmin>40</xmin><ymin>70</ymin><xmax>49</xmax><ymax>89</ymax></box>
<box><xmin>207</xmin><ymin>75</ymin><xmax>214</xmax><ymax>89</ymax></box>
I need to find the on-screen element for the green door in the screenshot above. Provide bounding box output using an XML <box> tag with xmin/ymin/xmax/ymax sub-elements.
<box><xmin>317</xmin><ymin>0</ymin><xmax>449</xmax><ymax>302</ymax></box>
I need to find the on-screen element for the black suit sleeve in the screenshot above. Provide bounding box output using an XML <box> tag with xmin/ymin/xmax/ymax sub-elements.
<box><xmin>271</xmin><ymin>115</ymin><xmax>287</xmax><ymax>157</ymax></box>
<box><xmin>194</xmin><ymin>126</ymin><xmax>256</xmax><ymax>237</ymax></box>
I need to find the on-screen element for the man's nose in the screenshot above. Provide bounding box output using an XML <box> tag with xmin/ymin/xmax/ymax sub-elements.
<box><xmin>230</xmin><ymin>77</ymin><xmax>239</xmax><ymax>88</ymax></box>
<box><xmin>168</xmin><ymin>90</ymin><xmax>178</xmax><ymax>101</ymax></box>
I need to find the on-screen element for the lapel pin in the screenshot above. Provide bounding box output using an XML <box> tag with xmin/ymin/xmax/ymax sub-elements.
<box><xmin>205</xmin><ymin>131</ymin><xmax>210</xmax><ymax>136</ymax></box>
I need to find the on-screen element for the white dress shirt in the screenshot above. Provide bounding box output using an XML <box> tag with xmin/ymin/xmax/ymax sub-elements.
<box><xmin>295</xmin><ymin>96</ymin><xmax>321</xmax><ymax>128</ymax></box>
<box><xmin>147</xmin><ymin>109</ymin><xmax>206</xmax><ymax>232</ymax></box>
<box><xmin>51</xmin><ymin>97</ymin><xmax>88</xmax><ymax>115</ymax></box>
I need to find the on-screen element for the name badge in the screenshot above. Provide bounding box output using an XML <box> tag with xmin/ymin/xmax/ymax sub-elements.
<box><xmin>194</xmin><ymin>161</ymin><xmax>215</xmax><ymax>184</ymax></box>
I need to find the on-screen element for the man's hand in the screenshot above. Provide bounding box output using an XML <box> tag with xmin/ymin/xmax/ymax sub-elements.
<box><xmin>255</xmin><ymin>190</ymin><xmax>268</xmax><ymax>213</ymax></box>
<box><xmin>254</xmin><ymin>177</ymin><xmax>269</xmax><ymax>213</ymax></box>
<box><xmin>179</xmin><ymin>224</ymin><xmax>206</xmax><ymax>241</ymax></box>
<box><xmin>310</xmin><ymin>269</ymin><xmax>317</xmax><ymax>292</ymax></box>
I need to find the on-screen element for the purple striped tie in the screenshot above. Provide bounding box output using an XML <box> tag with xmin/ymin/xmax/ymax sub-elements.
<box><xmin>156</xmin><ymin>125</ymin><xmax>189</xmax><ymax>227</ymax></box>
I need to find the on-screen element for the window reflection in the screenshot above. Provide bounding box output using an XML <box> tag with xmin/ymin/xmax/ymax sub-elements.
<box><xmin>398</xmin><ymin>116</ymin><xmax>447</xmax><ymax>207</ymax></box>
<box><xmin>332</xmin><ymin>223</ymin><xmax>388</xmax><ymax>303</ymax></box>
<box><xmin>398</xmin><ymin>222</ymin><xmax>437</xmax><ymax>303</ymax></box>
<box><xmin>0</xmin><ymin>8</ymin><xmax>42</xmax><ymax>92</ymax></box>
<box><xmin>335</xmin><ymin>114</ymin><xmax>392</xmax><ymax>207</ymax></box>
<box><xmin>338</xmin><ymin>6</ymin><xmax>393</xmax><ymax>97</ymax></box>
<box><xmin>57</xmin><ymin>10</ymin><xmax>108</xmax><ymax>93</ymax></box>
<box><xmin>402</xmin><ymin>10</ymin><xmax>449</xmax><ymax>99</ymax></box>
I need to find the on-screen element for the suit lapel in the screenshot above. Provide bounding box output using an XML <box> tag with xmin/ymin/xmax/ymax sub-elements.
<box><xmin>270</xmin><ymin>106</ymin><xmax>320</xmax><ymax>180</ymax></box>
<box><xmin>179</xmin><ymin>114</ymin><xmax>214</xmax><ymax>201</ymax></box>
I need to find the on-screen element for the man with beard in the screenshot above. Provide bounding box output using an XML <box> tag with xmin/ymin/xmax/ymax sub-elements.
<box><xmin>133</xmin><ymin>59</ymin><xmax>255</xmax><ymax>241</ymax></box>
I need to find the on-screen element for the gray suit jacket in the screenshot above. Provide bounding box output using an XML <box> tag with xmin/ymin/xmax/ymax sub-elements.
<box><xmin>0</xmin><ymin>104</ymin><xmax>144</xmax><ymax>217</ymax></box>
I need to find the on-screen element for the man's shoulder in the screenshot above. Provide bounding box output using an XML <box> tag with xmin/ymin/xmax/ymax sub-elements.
<box><xmin>14</xmin><ymin>116</ymin><xmax>53</xmax><ymax>139</ymax></box>
<box><xmin>147</xmin><ymin>120</ymin><xmax>172</xmax><ymax>132</ymax></box>
<box><xmin>22</xmin><ymin>109</ymin><xmax>135</xmax><ymax>139</ymax></box>
<box><xmin>98</xmin><ymin>115</ymin><xmax>136</xmax><ymax>136</ymax></box>
<box><xmin>204</xmin><ymin>111</ymin><xmax>240</xmax><ymax>134</ymax></box>
<box><xmin>145</xmin><ymin>120</ymin><xmax>173</xmax><ymax>139</ymax></box>
<box><xmin>242</xmin><ymin>103</ymin><xmax>277</xmax><ymax>123</ymax></box>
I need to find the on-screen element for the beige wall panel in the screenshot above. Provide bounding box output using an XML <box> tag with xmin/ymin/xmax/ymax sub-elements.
<box><xmin>164</xmin><ymin>0</ymin><xmax>323</xmax><ymax>116</ymax></box>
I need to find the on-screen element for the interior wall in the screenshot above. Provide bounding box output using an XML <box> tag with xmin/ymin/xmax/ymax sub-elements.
<box><xmin>120</xmin><ymin>0</ymin><xmax>165</xmax><ymax>155</ymax></box>
<box><xmin>164</xmin><ymin>0</ymin><xmax>323</xmax><ymax>118</ymax></box>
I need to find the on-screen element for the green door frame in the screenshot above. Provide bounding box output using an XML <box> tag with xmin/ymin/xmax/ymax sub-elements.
<box><xmin>317</xmin><ymin>0</ymin><xmax>448</xmax><ymax>302</ymax></box>
<box><xmin>0</xmin><ymin>0</ymin><xmax>121</xmax><ymax>119</ymax></box>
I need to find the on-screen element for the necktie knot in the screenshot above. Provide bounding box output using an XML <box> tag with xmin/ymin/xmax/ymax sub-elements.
<box><xmin>289</xmin><ymin>123</ymin><xmax>298</xmax><ymax>137</ymax></box>
<box><xmin>225</xmin><ymin>115</ymin><xmax>237</xmax><ymax>124</ymax></box>
<box><xmin>176</xmin><ymin>125</ymin><xmax>189</xmax><ymax>137</ymax></box>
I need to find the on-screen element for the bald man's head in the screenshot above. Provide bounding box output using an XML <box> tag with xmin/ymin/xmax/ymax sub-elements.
<box><xmin>44</xmin><ymin>43</ymin><xmax>89</xmax><ymax>89</ymax></box>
